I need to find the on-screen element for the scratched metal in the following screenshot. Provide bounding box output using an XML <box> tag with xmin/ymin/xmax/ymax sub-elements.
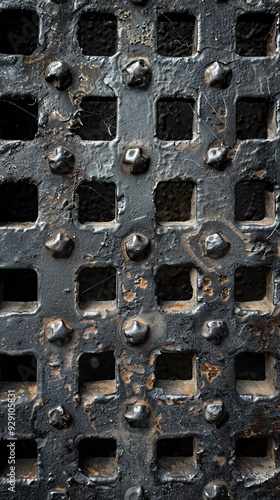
<box><xmin>0</xmin><ymin>0</ymin><xmax>279</xmax><ymax>499</ymax></box>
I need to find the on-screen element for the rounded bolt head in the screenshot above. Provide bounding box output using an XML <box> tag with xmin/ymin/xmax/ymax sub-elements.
<box><xmin>204</xmin><ymin>233</ymin><xmax>230</xmax><ymax>259</ymax></box>
<box><xmin>124</xmin><ymin>485</ymin><xmax>145</xmax><ymax>500</ymax></box>
<box><xmin>48</xmin><ymin>147</ymin><xmax>75</xmax><ymax>175</ymax></box>
<box><xmin>45</xmin><ymin>61</ymin><xmax>72</xmax><ymax>90</ymax></box>
<box><xmin>48</xmin><ymin>405</ymin><xmax>71</xmax><ymax>429</ymax></box>
<box><xmin>206</xmin><ymin>145</ymin><xmax>228</xmax><ymax>170</ymax></box>
<box><xmin>204</xmin><ymin>62</ymin><xmax>232</xmax><ymax>89</ymax></box>
<box><xmin>124</xmin><ymin>148</ymin><xmax>150</xmax><ymax>175</ymax></box>
<box><xmin>125</xmin><ymin>234</ymin><xmax>150</xmax><ymax>261</ymax></box>
<box><xmin>123</xmin><ymin>320</ymin><xmax>149</xmax><ymax>346</ymax></box>
<box><xmin>125</xmin><ymin>403</ymin><xmax>150</xmax><ymax>427</ymax></box>
<box><xmin>123</xmin><ymin>59</ymin><xmax>151</xmax><ymax>89</ymax></box>
<box><xmin>203</xmin><ymin>481</ymin><xmax>229</xmax><ymax>500</ymax></box>
<box><xmin>201</xmin><ymin>320</ymin><xmax>228</xmax><ymax>345</ymax></box>
<box><xmin>45</xmin><ymin>233</ymin><xmax>74</xmax><ymax>258</ymax></box>
<box><xmin>205</xmin><ymin>400</ymin><xmax>226</xmax><ymax>426</ymax></box>
<box><xmin>45</xmin><ymin>319</ymin><xmax>73</xmax><ymax>346</ymax></box>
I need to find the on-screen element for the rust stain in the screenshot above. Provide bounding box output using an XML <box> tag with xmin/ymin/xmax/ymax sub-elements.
<box><xmin>146</xmin><ymin>373</ymin><xmax>154</xmax><ymax>389</ymax></box>
<box><xmin>218</xmin><ymin>275</ymin><xmax>228</xmax><ymax>284</ymax></box>
<box><xmin>201</xmin><ymin>362</ymin><xmax>220</xmax><ymax>382</ymax></box>
<box><xmin>133</xmin><ymin>384</ymin><xmax>141</xmax><ymax>394</ymax></box>
<box><xmin>134</xmin><ymin>277</ymin><xmax>148</xmax><ymax>288</ymax></box>
<box><xmin>220</xmin><ymin>287</ymin><xmax>230</xmax><ymax>301</ymax></box>
<box><xmin>203</xmin><ymin>276</ymin><xmax>214</xmax><ymax>296</ymax></box>
<box><xmin>121</xmin><ymin>284</ymin><xmax>136</xmax><ymax>302</ymax></box>
<box><xmin>212</xmin><ymin>455</ymin><xmax>225</xmax><ymax>465</ymax></box>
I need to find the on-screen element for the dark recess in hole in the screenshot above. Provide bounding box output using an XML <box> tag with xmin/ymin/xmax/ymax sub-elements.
<box><xmin>156</xmin><ymin>353</ymin><xmax>193</xmax><ymax>380</ymax></box>
<box><xmin>236</xmin><ymin>99</ymin><xmax>271</xmax><ymax>140</ymax></box>
<box><xmin>78</xmin><ymin>12</ymin><xmax>117</xmax><ymax>56</ymax></box>
<box><xmin>0</xmin><ymin>182</ymin><xmax>38</xmax><ymax>223</ymax></box>
<box><xmin>0</xmin><ymin>440</ymin><xmax>37</xmax><ymax>472</ymax></box>
<box><xmin>157</xmin><ymin>266</ymin><xmax>193</xmax><ymax>302</ymax></box>
<box><xmin>0</xmin><ymin>354</ymin><xmax>37</xmax><ymax>382</ymax></box>
<box><xmin>235</xmin><ymin>438</ymin><xmax>268</xmax><ymax>457</ymax></box>
<box><xmin>0</xmin><ymin>96</ymin><xmax>38</xmax><ymax>141</ymax></box>
<box><xmin>78</xmin><ymin>182</ymin><xmax>115</xmax><ymax>223</ymax></box>
<box><xmin>79</xmin><ymin>438</ymin><xmax>116</xmax><ymax>459</ymax></box>
<box><xmin>0</xmin><ymin>269</ymin><xmax>37</xmax><ymax>302</ymax></box>
<box><xmin>155</xmin><ymin>181</ymin><xmax>194</xmax><ymax>222</ymax></box>
<box><xmin>157</xmin><ymin>99</ymin><xmax>194</xmax><ymax>140</ymax></box>
<box><xmin>236</xmin><ymin>13</ymin><xmax>275</xmax><ymax>57</ymax></box>
<box><xmin>79</xmin><ymin>267</ymin><xmax>116</xmax><ymax>307</ymax></box>
<box><xmin>235</xmin><ymin>353</ymin><xmax>266</xmax><ymax>381</ymax></box>
<box><xmin>79</xmin><ymin>352</ymin><xmax>115</xmax><ymax>384</ymax></box>
<box><xmin>234</xmin><ymin>266</ymin><xmax>267</xmax><ymax>302</ymax></box>
<box><xmin>0</xmin><ymin>9</ymin><xmax>39</xmax><ymax>55</ymax></box>
<box><xmin>74</xmin><ymin>97</ymin><xmax>117</xmax><ymax>141</ymax></box>
<box><xmin>157</xmin><ymin>13</ymin><xmax>196</xmax><ymax>57</ymax></box>
<box><xmin>157</xmin><ymin>438</ymin><xmax>193</xmax><ymax>458</ymax></box>
<box><xmin>235</xmin><ymin>180</ymin><xmax>273</xmax><ymax>221</ymax></box>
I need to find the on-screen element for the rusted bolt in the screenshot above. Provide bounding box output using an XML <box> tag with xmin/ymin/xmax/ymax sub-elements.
<box><xmin>125</xmin><ymin>234</ymin><xmax>150</xmax><ymax>261</ymax></box>
<box><xmin>45</xmin><ymin>61</ymin><xmax>72</xmax><ymax>90</ymax></box>
<box><xmin>204</xmin><ymin>62</ymin><xmax>232</xmax><ymax>89</ymax></box>
<box><xmin>205</xmin><ymin>400</ymin><xmax>226</xmax><ymax>426</ymax></box>
<box><xmin>124</xmin><ymin>148</ymin><xmax>150</xmax><ymax>174</ymax></box>
<box><xmin>204</xmin><ymin>233</ymin><xmax>230</xmax><ymax>259</ymax></box>
<box><xmin>203</xmin><ymin>480</ymin><xmax>230</xmax><ymax>499</ymax></box>
<box><xmin>201</xmin><ymin>320</ymin><xmax>228</xmax><ymax>345</ymax></box>
<box><xmin>123</xmin><ymin>320</ymin><xmax>149</xmax><ymax>346</ymax></box>
<box><xmin>123</xmin><ymin>59</ymin><xmax>151</xmax><ymax>89</ymax></box>
<box><xmin>45</xmin><ymin>233</ymin><xmax>74</xmax><ymax>258</ymax></box>
<box><xmin>125</xmin><ymin>403</ymin><xmax>150</xmax><ymax>427</ymax></box>
<box><xmin>124</xmin><ymin>485</ymin><xmax>145</xmax><ymax>500</ymax></box>
<box><xmin>48</xmin><ymin>405</ymin><xmax>71</xmax><ymax>429</ymax></box>
<box><xmin>206</xmin><ymin>145</ymin><xmax>229</xmax><ymax>170</ymax></box>
<box><xmin>45</xmin><ymin>319</ymin><xmax>73</xmax><ymax>346</ymax></box>
<box><xmin>48</xmin><ymin>491</ymin><xmax>68</xmax><ymax>500</ymax></box>
<box><xmin>48</xmin><ymin>147</ymin><xmax>75</xmax><ymax>175</ymax></box>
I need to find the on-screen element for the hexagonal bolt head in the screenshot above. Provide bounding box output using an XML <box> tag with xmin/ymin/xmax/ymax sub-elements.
<box><xmin>123</xmin><ymin>59</ymin><xmax>152</xmax><ymax>89</ymax></box>
<box><xmin>204</xmin><ymin>62</ymin><xmax>232</xmax><ymax>89</ymax></box>
<box><xmin>48</xmin><ymin>147</ymin><xmax>75</xmax><ymax>175</ymax></box>
<box><xmin>124</xmin><ymin>485</ymin><xmax>145</xmax><ymax>500</ymax></box>
<box><xmin>48</xmin><ymin>491</ymin><xmax>68</xmax><ymax>500</ymax></box>
<box><xmin>123</xmin><ymin>320</ymin><xmax>149</xmax><ymax>346</ymax></box>
<box><xmin>205</xmin><ymin>400</ymin><xmax>227</xmax><ymax>426</ymax></box>
<box><xmin>45</xmin><ymin>233</ymin><xmax>74</xmax><ymax>258</ymax></box>
<box><xmin>125</xmin><ymin>234</ymin><xmax>150</xmax><ymax>261</ymax></box>
<box><xmin>48</xmin><ymin>405</ymin><xmax>71</xmax><ymax>429</ymax></box>
<box><xmin>124</xmin><ymin>148</ymin><xmax>150</xmax><ymax>175</ymax></box>
<box><xmin>203</xmin><ymin>480</ymin><xmax>230</xmax><ymax>500</ymax></box>
<box><xmin>201</xmin><ymin>320</ymin><xmax>228</xmax><ymax>345</ymax></box>
<box><xmin>45</xmin><ymin>319</ymin><xmax>73</xmax><ymax>346</ymax></box>
<box><xmin>204</xmin><ymin>233</ymin><xmax>230</xmax><ymax>259</ymax></box>
<box><xmin>206</xmin><ymin>145</ymin><xmax>229</xmax><ymax>170</ymax></box>
<box><xmin>45</xmin><ymin>61</ymin><xmax>72</xmax><ymax>90</ymax></box>
<box><xmin>125</xmin><ymin>404</ymin><xmax>150</xmax><ymax>427</ymax></box>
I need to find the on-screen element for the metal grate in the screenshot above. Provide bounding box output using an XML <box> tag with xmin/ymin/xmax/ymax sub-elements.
<box><xmin>0</xmin><ymin>0</ymin><xmax>279</xmax><ymax>499</ymax></box>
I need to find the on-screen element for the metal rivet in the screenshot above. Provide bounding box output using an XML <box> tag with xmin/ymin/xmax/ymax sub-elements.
<box><xmin>48</xmin><ymin>147</ymin><xmax>75</xmax><ymax>175</ymax></box>
<box><xmin>201</xmin><ymin>320</ymin><xmax>228</xmax><ymax>345</ymax></box>
<box><xmin>125</xmin><ymin>234</ymin><xmax>150</xmax><ymax>261</ymax></box>
<box><xmin>48</xmin><ymin>405</ymin><xmax>71</xmax><ymax>429</ymax></box>
<box><xmin>206</xmin><ymin>145</ymin><xmax>229</xmax><ymax>170</ymax></box>
<box><xmin>205</xmin><ymin>400</ymin><xmax>226</xmax><ymax>426</ymax></box>
<box><xmin>45</xmin><ymin>233</ymin><xmax>74</xmax><ymax>258</ymax></box>
<box><xmin>204</xmin><ymin>233</ymin><xmax>230</xmax><ymax>259</ymax></box>
<box><xmin>125</xmin><ymin>403</ymin><xmax>150</xmax><ymax>427</ymax></box>
<box><xmin>45</xmin><ymin>61</ymin><xmax>72</xmax><ymax>90</ymax></box>
<box><xmin>45</xmin><ymin>319</ymin><xmax>73</xmax><ymax>346</ymax></box>
<box><xmin>123</xmin><ymin>148</ymin><xmax>150</xmax><ymax>175</ymax></box>
<box><xmin>203</xmin><ymin>480</ymin><xmax>230</xmax><ymax>500</ymax></box>
<box><xmin>123</xmin><ymin>320</ymin><xmax>149</xmax><ymax>346</ymax></box>
<box><xmin>123</xmin><ymin>59</ymin><xmax>151</xmax><ymax>89</ymax></box>
<box><xmin>204</xmin><ymin>62</ymin><xmax>232</xmax><ymax>89</ymax></box>
<box><xmin>124</xmin><ymin>485</ymin><xmax>145</xmax><ymax>500</ymax></box>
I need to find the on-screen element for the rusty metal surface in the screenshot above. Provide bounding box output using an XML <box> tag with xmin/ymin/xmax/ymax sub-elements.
<box><xmin>0</xmin><ymin>0</ymin><xmax>279</xmax><ymax>499</ymax></box>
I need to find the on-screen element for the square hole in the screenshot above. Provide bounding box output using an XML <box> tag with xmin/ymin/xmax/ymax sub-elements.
<box><xmin>236</xmin><ymin>13</ymin><xmax>275</xmax><ymax>57</ymax></box>
<box><xmin>155</xmin><ymin>352</ymin><xmax>196</xmax><ymax>396</ymax></box>
<box><xmin>74</xmin><ymin>97</ymin><xmax>117</xmax><ymax>141</ymax></box>
<box><xmin>157</xmin><ymin>437</ymin><xmax>196</xmax><ymax>480</ymax></box>
<box><xmin>0</xmin><ymin>440</ymin><xmax>37</xmax><ymax>479</ymax></box>
<box><xmin>0</xmin><ymin>10</ymin><xmax>39</xmax><ymax>55</ymax></box>
<box><xmin>78</xmin><ymin>12</ymin><xmax>117</xmax><ymax>56</ymax></box>
<box><xmin>77</xmin><ymin>182</ymin><xmax>115</xmax><ymax>224</ymax></box>
<box><xmin>0</xmin><ymin>182</ymin><xmax>38</xmax><ymax>225</ymax></box>
<box><xmin>156</xmin><ymin>265</ymin><xmax>195</xmax><ymax>311</ymax></box>
<box><xmin>235</xmin><ymin>437</ymin><xmax>275</xmax><ymax>479</ymax></box>
<box><xmin>79</xmin><ymin>352</ymin><xmax>116</xmax><ymax>402</ymax></box>
<box><xmin>234</xmin><ymin>266</ymin><xmax>273</xmax><ymax>311</ymax></box>
<box><xmin>78</xmin><ymin>267</ymin><xmax>116</xmax><ymax>312</ymax></box>
<box><xmin>236</xmin><ymin>99</ymin><xmax>274</xmax><ymax>140</ymax></box>
<box><xmin>79</xmin><ymin>438</ymin><xmax>117</xmax><ymax>478</ymax></box>
<box><xmin>0</xmin><ymin>354</ymin><xmax>37</xmax><ymax>400</ymax></box>
<box><xmin>157</xmin><ymin>13</ymin><xmax>196</xmax><ymax>57</ymax></box>
<box><xmin>235</xmin><ymin>180</ymin><xmax>274</xmax><ymax>225</ymax></box>
<box><xmin>0</xmin><ymin>96</ymin><xmax>38</xmax><ymax>141</ymax></box>
<box><xmin>157</xmin><ymin>99</ymin><xmax>194</xmax><ymax>141</ymax></box>
<box><xmin>235</xmin><ymin>353</ymin><xmax>274</xmax><ymax>396</ymax></box>
<box><xmin>0</xmin><ymin>269</ymin><xmax>38</xmax><ymax>313</ymax></box>
<box><xmin>155</xmin><ymin>181</ymin><xmax>194</xmax><ymax>224</ymax></box>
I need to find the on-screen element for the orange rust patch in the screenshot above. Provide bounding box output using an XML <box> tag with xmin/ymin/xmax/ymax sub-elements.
<box><xmin>212</xmin><ymin>455</ymin><xmax>225</xmax><ymax>465</ymax></box>
<box><xmin>219</xmin><ymin>275</ymin><xmax>228</xmax><ymax>284</ymax></box>
<box><xmin>134</xmin><ymin>277</ymin><xmax>148</xmax><ymax>288</ymax></box>
<box><xmin>220</xmin><ymin>287</ymin><xmax>230</xmax><ymax>301</ymax></box>
<box><xmin>146</xmin><ymin>373</ymin><xmax>154</xmax><ymax>389</ymax></box>
<box><xmin>203</xmin><ymin>277</ymin><xmax>214</xmax><ymax>296</ymax></box>
<box><xmin>133</xmin><ymin>384</ymin><xmax>141</xmax><ymax>394</ymax></box>
<box><xmin>201</xmin><ymin>362</ymin><xmax>220</xmax><ymax>382</ymax></box>
<box><xmin>121</xmin><ymin>284</ymin><xmax>136</xmax><ymax>302</ymax></box>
